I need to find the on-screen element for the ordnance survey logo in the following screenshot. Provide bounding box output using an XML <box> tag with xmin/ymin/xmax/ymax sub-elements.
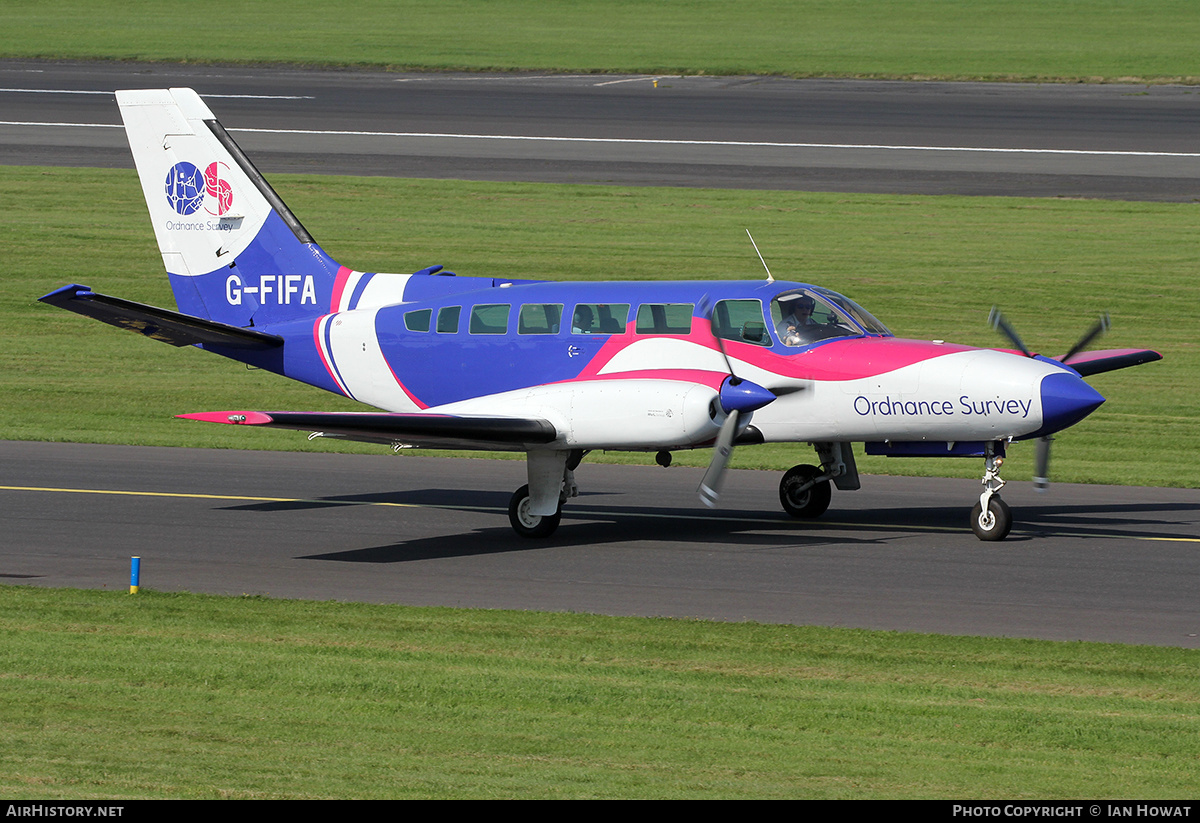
<box><xmin>164</xmin><ymin>161</ymin><xmax>233</xmax><ymax>216</ymax></box>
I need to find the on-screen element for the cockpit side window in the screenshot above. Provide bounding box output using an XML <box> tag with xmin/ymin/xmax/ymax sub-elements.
<box><xmin>713</xmin><ymin>299</ymin><xmax>770</xmax><ymax>346</ymax></box>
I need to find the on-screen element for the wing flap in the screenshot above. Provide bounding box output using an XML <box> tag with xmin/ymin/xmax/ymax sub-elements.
<box><xmin>178</xmin><ymin>410</ymin><xmax>560</xmax><ymax>451</ymax></box>
<box><xmin>39</xmin><ymin>284</ymin><xmax>282</xmax><ymax>348</ymax></box>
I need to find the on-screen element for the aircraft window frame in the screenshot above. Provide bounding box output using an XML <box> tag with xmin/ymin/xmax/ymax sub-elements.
<box><xmin>436</xmin><ymin>305</ymin><xmax>461</xmax><ymax>334</ymax></box>
<box><xmin>712</xmin><ymin>299</ymin><xmax>770</xmax><ymax>347</ymax></box>
<box><xmin>518</xmin><ymin>303</ymin><xmax>563</xmax><ymax>335</ymax></box>
<box><xmin>572</xmin><ymin>303</ymin><xmax>630</xmax><ymax>335</ymax></box>
<box><xmin>635</xmin><ymin>303</ymin><xmax>694</xmax><ymax>336</ymax></box>
<box><xmin>469</xmin><ymin>303</ymin><xmax>511</xmax><ymax>335</ymax></box>
<box><xmin>404</xmin><ymin>308</ymin><xmax>431</xmax><ymax>333</ymax></box>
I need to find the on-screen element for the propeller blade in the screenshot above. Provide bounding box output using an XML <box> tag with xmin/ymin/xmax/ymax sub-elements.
<box><xmin>698</xmin><ymin>409</ymin><xmax>739</xmax><ymax>508</ymax></box>
<box><xmin>1060</xmin><ymin>313</ymin><xmax>1111</xmax><ymax>364</ymax></box>
<box><xmin>989</xmin><ymin>307</ymin><xmax>1032</xmax><ymax>357</ymax></box>
<box><xmin>1033</xmin><ymin>435</ymin><xmax>1053</xmax><ymax>491</ymax></box>
<box><xmin>699</xmin><ymin>292</ymin><xmax>737</xmax><ymax>376</ymax></box>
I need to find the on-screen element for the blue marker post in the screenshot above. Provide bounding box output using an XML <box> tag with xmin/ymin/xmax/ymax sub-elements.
<box><xmin>130</xmin><ymin>556</ymin><xmax>141</xmax><ymax>594</ymax></box>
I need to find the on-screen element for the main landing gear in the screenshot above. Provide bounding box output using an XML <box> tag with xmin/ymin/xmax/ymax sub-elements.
<box><xmin>778</xmin><ymin>443</ymin><xmax>857</xmax><ymax>521</ymax></box>
<box><xmin>970</xmin><ymin>442</ymin><xmax>1013</xmax><ymax>541</ymax></box>
<box><xmin>508</xmin><ymin>450</ymin><xmax>585</xmax><ymax>538</ymax></box>
<box><xmin>508</xmin><ymin>484</ymin><xmax>563</xmax><ymax>538</ymax></box>
<box><xmin>778</xmin><ymin>464</ymin><xmax>832</xmax><ymax>518</ymax></box>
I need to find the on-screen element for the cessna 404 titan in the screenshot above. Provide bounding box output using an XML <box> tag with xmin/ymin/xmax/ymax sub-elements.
<box><xmin>40</xmin><ymin>88</ymin><xmax>1161</xmax><ymax>540</ymax></box>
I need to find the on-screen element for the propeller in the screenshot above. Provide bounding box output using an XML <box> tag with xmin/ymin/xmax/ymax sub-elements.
<box><xmin>696</xmin><ymin>295</ymin><xmax>780</xmax><ymax>508</ymax></box>
<box><xmin>1060</xmin><ymin>313</ymin><xmax>1110</xmax><ymax>364</ymax></box>
<box><xmin>989</xmin><ymin>307</ymin><xmax>1110</xmax><ymax>491</ymax></box>
<box><xmin>697</xmin><ymin>376</ymin><xmax>777</xmax><ymax>507</ymax></box>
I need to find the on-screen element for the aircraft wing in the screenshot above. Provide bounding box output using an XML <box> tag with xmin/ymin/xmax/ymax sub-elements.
<box><xmin>178</xmin><ymin>410</ymin><xmax>560</xmax><ymax>451</ymax></box>
<box><xmin>39</xmin><ymin>284</ymin><xmax>282</xmax><ymax>348</ymax></box>
<box><xmin>1058</xmin><ymin>348</ymin><xmax>1162</xmax><ymax>377</ymax></box>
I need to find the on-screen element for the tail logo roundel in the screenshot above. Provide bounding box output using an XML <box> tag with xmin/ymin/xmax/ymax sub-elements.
<box><xmin>164</xmin><ymin>161</ymin><xmax>234</xmax><ymax>216</ymax></box>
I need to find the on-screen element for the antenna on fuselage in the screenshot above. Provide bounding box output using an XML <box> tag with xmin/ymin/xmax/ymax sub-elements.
<box><xmin>746</xmin><ymin>229</ymin><xmax>774</xmax><ymax>283</ymax></box>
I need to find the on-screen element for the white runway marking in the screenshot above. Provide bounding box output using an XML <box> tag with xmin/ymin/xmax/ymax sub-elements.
<box><xmin>4</xmin><ymin>118</ymin><xmax>1197</xmax><ymax>158</ymax></box>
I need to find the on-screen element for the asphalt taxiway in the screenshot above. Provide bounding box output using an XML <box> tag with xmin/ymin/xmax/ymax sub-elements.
<box><xmin>4</xmin><ymin>441</ymin><xmax>1197</xmax><ymax>647</ymax></box>
<box><xmin>2</xmin><ymin>60</ymin><xmax>1199</xmax><ymax>199</ymax></box>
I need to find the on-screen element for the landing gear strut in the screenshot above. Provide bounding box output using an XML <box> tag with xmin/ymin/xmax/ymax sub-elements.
<box><xmin>971</xmin><ymin>442</ymin><xmax>1013</xmax><ymax>541</ymax></box>
<box><xmin>507</xmin><ymin>449</ymin><xmax>585</xmax><ymax>538</ymax></box>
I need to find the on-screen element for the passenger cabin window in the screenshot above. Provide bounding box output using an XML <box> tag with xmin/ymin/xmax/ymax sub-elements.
<box><xmin>518</xmin><ymin>303</ymin><xmax>562</xmax><ymax>335</ymax></box>
<box><xmin>712</xmin><ymin>299</ymin><xmax>770</xmax><ymax>346</ymax></box>
<box><xmin>635</xmin><ymin>303</ymin><xmax>694</xmax><ymax>335</ymax></box>
<box><xmin>436</xmin><ymin>306</ymin><xmax>460</xmax><ymax>334</ymax></box>
<box><xmin>404</xmin><ymin>308</ymin><xmax>431</xmax><ymax>333</ymax></box>
<box><xmin>572</xmin><ymin>303</ymin><xmax>629</xmax><ymax>335</ymax></box>
<box><xmin>470</xmin><ymin>304</ymin><xmax>510</xmax><ymax>335</ymax></box>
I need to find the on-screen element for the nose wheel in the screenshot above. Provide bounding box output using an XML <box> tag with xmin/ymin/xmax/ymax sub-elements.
<box><xmin>970</xmin><ymin>496</ymin><xmax>1012</xmax><ymax>541</ymax></box>
<box><xmin>972</xmin><ymin>442</ymin><xmax>1012</xmax><ymax>541</ymax></box>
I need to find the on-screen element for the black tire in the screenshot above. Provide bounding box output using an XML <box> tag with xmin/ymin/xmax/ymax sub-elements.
<box><xmin>778</xmin><ymin>464</ymin><xmax>832</xmax><ymax>519</ymax></box>
<box><xmin>970</xmin><ymin>497</ymin><xmax>1012</xmax><ymax>541</ymax></box>
<box><xmin>508</xmin><ymin>484</ymin><xmax>562</xmax><ymax>538</ymax></box>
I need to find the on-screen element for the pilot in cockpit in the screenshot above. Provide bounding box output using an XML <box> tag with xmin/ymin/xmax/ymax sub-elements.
<box><xmin>777</xmin><ymin>294</ymin><xmax>818</xmax><ymax>346</ymax></box>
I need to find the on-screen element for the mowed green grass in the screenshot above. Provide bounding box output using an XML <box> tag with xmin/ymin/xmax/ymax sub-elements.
<box><xmin>4</xmin><ymin>165</ymin><xmax>1194</xmax><ymax>486</ymax></box>
<box><xmin>1</xmin><ymin>586</ymin><xmax>1198</xmax><ymax>800</ymax></box>
<box><xmin>3</xmin><ymin>0</ymin><xmax>1200</xmax><ymax>82</ymax></box>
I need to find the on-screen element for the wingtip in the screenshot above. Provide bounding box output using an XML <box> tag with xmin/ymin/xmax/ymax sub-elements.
<box><xmin>177</xmin><ymin>411</ymin><xmax>274</xmax><ymax>425</ymax></box>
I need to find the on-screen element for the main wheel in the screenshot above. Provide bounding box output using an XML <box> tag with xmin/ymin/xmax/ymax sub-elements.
<box><xmin>970</xmin><ymin>496</ymin><xmax>1012</xmax><ymax>541</ymax></box>
<box><xmin>779</xmin><ymin>464</ymin><xmax>832</xmax><ymax>518</ymax></box>
<box><xmin>508</xmin><ymin>484</ymin><xmax>562</xmax><ymax>538</ymax></box>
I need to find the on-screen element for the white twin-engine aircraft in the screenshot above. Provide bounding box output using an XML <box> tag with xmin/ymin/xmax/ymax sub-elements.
<box><xmin>40</xmin><ymin>89</ymin><xmax>1161</xmax><ymax>540</ymax></box>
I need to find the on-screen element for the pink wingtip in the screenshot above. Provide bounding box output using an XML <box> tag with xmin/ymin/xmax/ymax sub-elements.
<box><xmin>177</xmin><ymin>411</ymin><xmax>275</xmax><ymax>425</ymax></box>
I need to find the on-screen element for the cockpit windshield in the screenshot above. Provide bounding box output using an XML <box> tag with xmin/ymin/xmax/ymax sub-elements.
<box><xmin>770</xmin><ymin>287</ymin><xmax>890</xmax><ymax>347</ymax></box>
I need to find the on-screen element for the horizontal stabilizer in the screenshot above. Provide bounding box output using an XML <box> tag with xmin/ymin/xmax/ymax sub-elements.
<box><xmin>1059</xmin><ymin>348</ymin><xmax>1162</xmax><ymax>377</ymax></box>
<box><xmin>179</xmin><ymin>410</ymin><xmax>560</xmax><ymax>451</ymax></box>
<box><xmin>38</xmin><ymin>284</ymin><xmax>282</xmax><ymax>348</ymax></box>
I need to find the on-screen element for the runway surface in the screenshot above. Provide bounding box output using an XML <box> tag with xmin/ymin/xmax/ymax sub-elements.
<box><xmin>5</xmin><ymin>61</ymin><xmax>1198</xmax><ymax>645</ymax></box>
<box><xmin>3</xmin><ymin>441</ymin><xmax>1198</xmax><ymax>647</ymax></box>
<box><xmin>3</xmin><ymin>59</ymin><xmax>1200</xmax><ymax>199</ymax></box>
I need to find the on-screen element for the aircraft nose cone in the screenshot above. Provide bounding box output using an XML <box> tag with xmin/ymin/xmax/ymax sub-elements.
<box><xmin>1038</xmin><ymin>371</ymin><xmax>1105</xmax><ymax>435</ymax></box>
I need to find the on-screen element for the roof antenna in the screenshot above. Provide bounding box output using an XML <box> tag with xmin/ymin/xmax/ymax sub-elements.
<box><xmin>746</xmin><ymin>229</ymin><xmax>774</xmax><ymax>283</ymax></box>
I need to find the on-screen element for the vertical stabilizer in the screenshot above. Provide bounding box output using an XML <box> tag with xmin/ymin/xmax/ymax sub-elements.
<box><xmin>117</xmin><ymin>88</ymin><xmax>342</xmax><ymax>327</ymax></box>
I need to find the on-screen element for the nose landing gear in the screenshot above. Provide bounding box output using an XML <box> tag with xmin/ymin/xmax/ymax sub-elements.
<box><xmin>971</xmin><ymin>442</ymin><xmax>1012</xmax><ymax>541</ymax></box>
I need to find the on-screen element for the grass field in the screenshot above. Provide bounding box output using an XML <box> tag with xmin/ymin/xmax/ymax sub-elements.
<box><xmin>2</xmin><ymin>586</ymin><xmax>1198</xmax><ymax>799</ymax></box>
<box><xmin>5</xmin><ymin>165</ymin><xmax>1194</xmax><ymax>487</ymax></box>
<box><xmin>4</xmin><ymin>0</ymin><xmax>1200</xmax><ymax>82</ymax></box>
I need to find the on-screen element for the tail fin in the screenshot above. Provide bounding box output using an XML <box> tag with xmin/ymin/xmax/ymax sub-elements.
<box><xmin>117</xmin><ymin>88</ymin><xmax>342</xmax><ymax>327</ymax></box>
